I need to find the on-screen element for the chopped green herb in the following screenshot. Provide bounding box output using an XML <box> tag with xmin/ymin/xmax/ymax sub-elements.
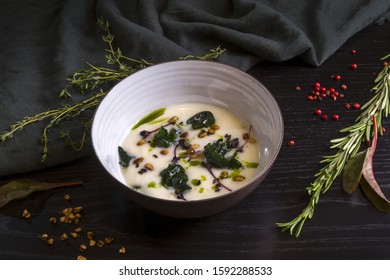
<box><xmin>186</xmin><ymin>111</ymin><xmax>215</xmax><ymax>129</ymax></box>
<box><xmin>245</xmin><ymin>162</ymin><xmax>259</xmax><ymax>168</ymax></box>
<box><xmin>118</xmin><ymin>146</ymin><xmax>134</xmax><ymax>167</ymax></box>
<box><xmin>198</xmin><ymin>187</ymin><xmax>204</xmax><ymax>194</ymax></box>
<box><xmin>147</xmin><ymin>181</ymin><xmax>157</xmax><ymax>188</ymax></box>
<box><xmin>200</xmin><ymin>175</ymin><xmax>207</xmax><ymax>181</ymax></box>
<box><xmin>131</xmin><ymin>108</ymin><xmax>166</xmax><ymax>130</ymax></box>
<box><xmin>229</xmin><ymin>169</ymin><xmax>242</xmax><ymax>178</ymax></box>
<box><xmin>149</xmin><ymin>117</ymin><xmax>168</xmax><ymax>125</ymax></box>
<box><xmin>189</xmin><ymin>160</ymin><xmax>201</xmax><ymax>166</ymax></box>
<box><xmin>178</xmin><ymin>152</ymin><xmax>187</xmax><ymax>158</ymax></box>
<box><xmin>191</xmin><ymin>179</ymin><xmax>201</xmax><ymax>186</ymax></box>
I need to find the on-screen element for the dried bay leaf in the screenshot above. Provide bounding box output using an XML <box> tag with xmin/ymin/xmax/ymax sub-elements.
<box><xmin>0</xmin><ymin>179</ymin><xmax>82</xmax><ymax>209</ymax></box>
<box><xmin>342</xmin><ymin>150</ymin><xmax>366</xmax><ymax>194</ymax></box>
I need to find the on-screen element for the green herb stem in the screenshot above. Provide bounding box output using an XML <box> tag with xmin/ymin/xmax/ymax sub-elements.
<box><xmin>180</xmin><ymin>46</ymin><xmax>226</xmax><ymax>61</ymax></box>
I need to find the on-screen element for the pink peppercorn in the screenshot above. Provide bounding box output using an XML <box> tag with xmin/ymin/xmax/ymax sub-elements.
<box><xmin>334</xmin><ymin>74</ymin><xmax>341</xmax><ymax>81</ymax></box>
<box><xmin>287</xmin><ymin>140</ymin><xmax>295</xmax><ymax>147</ymax></box>
<box><xmin>353</xmin><ymin>103</ymin><xmax>361</xmax><ymax>109</ymax></box>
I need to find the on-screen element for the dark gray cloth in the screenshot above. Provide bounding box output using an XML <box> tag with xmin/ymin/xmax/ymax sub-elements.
<box><xmin>1</xmin><ymin>0</ymin><xmax>390</xmax><ymax>176</ymax></box>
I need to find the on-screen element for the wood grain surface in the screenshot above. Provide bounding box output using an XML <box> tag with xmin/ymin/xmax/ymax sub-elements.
<box><xmin>1</xmin><ymin>22</ymin><xmax>390</xmax><ymax>260</ymax></box>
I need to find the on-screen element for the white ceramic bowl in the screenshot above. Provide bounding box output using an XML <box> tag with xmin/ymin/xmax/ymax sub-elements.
<box><xmin>91</xmin><ymin>61</ymin><xmax>283</xmax><ymax>218</ymax></box>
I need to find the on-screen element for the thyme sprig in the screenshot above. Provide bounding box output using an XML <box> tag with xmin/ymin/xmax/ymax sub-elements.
<box><xmin>179</xmin><ymin>45</ymin><xmax>226</xmax><ymax>61</ymax></box>
<box><xmin>60</xmin><ymin>18</ymin><xmax>226</xmax><ymax>99</ymax></box>
<box><xmin>60</xmin><ymin>18</ymin><xmax>152</xmax><ymax>98</ymax></box>
<box><xmin>0</xmin><ymin>91</ymin><xmax>106</xmax><ymax>162</ymax></box>
<box><xmin>276</xmin><ymin>54</ymin><xmax>390</xmax><ymax>238</ymax></box>
<box><xmin>0</xmin><ymin>18</ymin><xmax>226</xmax><ymax>162</ymax></box>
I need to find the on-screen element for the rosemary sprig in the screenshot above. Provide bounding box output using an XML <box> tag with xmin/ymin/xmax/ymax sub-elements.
<box><xmin>276</xmin><ymin>55</ymin><xmax>390</xmax><ymax>237</ymax></box>
<box><xmin>0</xmin><ymin>18</ymin><xmax>226</xmax><ymax>162</ymax></box>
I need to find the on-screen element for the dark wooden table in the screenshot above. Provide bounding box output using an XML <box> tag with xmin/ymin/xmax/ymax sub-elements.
<box><xmin>1</xmin><ymin>21</ymin><xmax>390</xmax><ymax>260</ymax></box>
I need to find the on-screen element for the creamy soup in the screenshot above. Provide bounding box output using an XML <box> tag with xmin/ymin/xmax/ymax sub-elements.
<box><xmin>119</xmin><ymin>103</ymin><xmax>260</xmax><ymax>201</ymax></box>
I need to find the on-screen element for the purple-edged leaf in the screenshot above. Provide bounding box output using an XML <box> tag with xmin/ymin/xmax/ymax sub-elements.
<box><xmin>360</xmin><ymin>116</ymin><xmax>390</xmax><ymax>212</ymax></box>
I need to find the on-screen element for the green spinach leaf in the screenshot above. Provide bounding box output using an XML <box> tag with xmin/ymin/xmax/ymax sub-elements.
<box><xmin>204</xmin><ymin>138</ymin><xmax>243</xmax><ymax>169</ymax></box>
<box><xmin>153</xmin><ymin>127</ymin><xmax>177</xmax><ymax>148</ymax></box>
<box><xmin>186</xmin><ymin>111</ymin><xmax>215</xmax><ymax>129</ymax></box>
<box><xmin>160</xmin><ymin>164</ymin><xmax>191</xmax><ymax>199</ymax></box>
<box><xmin>118</xmin><ymin>146</ymin><xmax>134</xmax><ymax>167</ymax></box>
